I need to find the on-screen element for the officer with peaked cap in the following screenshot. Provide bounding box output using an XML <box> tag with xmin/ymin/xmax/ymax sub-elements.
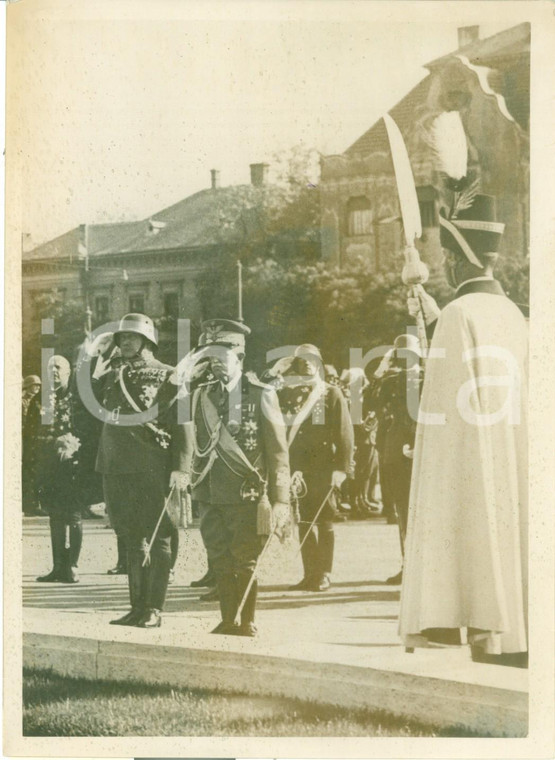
<box><xmin>94</xmin><ymin>313</ymin><xmax>190</xmax><ymax>628</ymax></box>
<box><xmin>184</xmin><ymin>318</ymin><xmax>290</xmax><ymax>637</ymax></box>
<box><xmin>371</xmin><ymin>334</ymin><xmax>422</xmax><ymax>584</ymax></box>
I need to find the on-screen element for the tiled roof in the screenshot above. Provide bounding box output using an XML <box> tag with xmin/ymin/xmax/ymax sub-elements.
<box><xmin>425</xmin><ymin>22</ymin><xmax>530</xmax><ymax>69</ymax></box>
<box><xmin>24</xmin><ymin>185</ymin><xmax>266</xmax><ymax>261</ymax></box>
<box><xmin>344</xmin><ymin>23</ymin><xmax>529</xmax><ymax>158</ymax></box>
<box><xmin>22</xmin><ymin>227</ymin><xmax>81</xmax><ymax>262</ymax></box>
<box><xmin>345</xmin><ymin>77</ymin><xmax>432</xmax><ymax>156</ymax></box>
<box><xmin>87</xmin><ymin>221</ymin><xmax>146</xmax><ymax>256</ymax></box>
<box><xmin>96</xmin><ymin>185</ymin><xmax>263</xmax><ymax>255</ymax></box>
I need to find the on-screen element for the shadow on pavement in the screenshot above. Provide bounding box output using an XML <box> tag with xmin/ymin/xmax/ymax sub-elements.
<box><xmin>23</xmin><ymin>579</ymin><xmax>399</xmax><ymax>614</ymax></box>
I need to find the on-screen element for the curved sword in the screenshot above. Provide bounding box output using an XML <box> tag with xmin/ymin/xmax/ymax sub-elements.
<box><xmin>383</xmin><ymin>114</ymin><xmax>429</xmax><ymax>355</ymax></box>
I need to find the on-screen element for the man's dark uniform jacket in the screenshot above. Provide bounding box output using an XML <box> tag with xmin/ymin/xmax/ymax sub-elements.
<box><xmin>278</xmin><ymin>381</ymin><xmax>354</xmax><ymax>518</ymax></box>
<box><xmin>95</xmin><ymin>354</ymin><xmax>189</xmax><ymax>479</ymax></box>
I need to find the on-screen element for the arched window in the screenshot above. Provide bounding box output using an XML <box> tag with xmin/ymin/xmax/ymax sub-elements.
<box><xmin>347</xmin><ymin>196</ymin><xmax>373</xmax><ymax>236</ymax></box>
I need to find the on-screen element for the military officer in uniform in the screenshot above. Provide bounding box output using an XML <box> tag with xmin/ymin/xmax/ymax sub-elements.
<box><xmin>94</xmin><ymin>313</ymin><xmax>189</xmax><ymax>628</ymax></box>
<box><xmin>371</xmin><ymin>334</ymin><xmax>422</xmax><ymax>584</ymax></box>
<box><xmin>35</xmin><ymin>356</ymin><xmax>89</xmax><ymax>582</ymax></box>
<box><xmin>185</xmin><ymin>318</ymin><xmax>290</xmax><ymax>637</ymax></box>
<box><xmin>276</xmin><ymin>344</ymin><xmax>354</xmax><ymax>592</ymax></box>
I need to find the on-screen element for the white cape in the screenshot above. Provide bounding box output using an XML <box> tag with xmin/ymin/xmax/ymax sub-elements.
<box><xmin>399</xmin><ymin>292</ymin><xmax>528</xmax><ymax>654</ymax></box>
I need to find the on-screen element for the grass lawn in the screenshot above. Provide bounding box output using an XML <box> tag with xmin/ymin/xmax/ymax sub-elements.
<box><xmin>23</xmin><ymin>667</ymin><xmax>486</xmax><ymax>737</ymax></box>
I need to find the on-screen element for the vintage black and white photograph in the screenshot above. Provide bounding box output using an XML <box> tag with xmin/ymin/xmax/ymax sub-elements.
<box><xmin>5</xmin><ymin>0</ymin><xmax>555</xmax><ymax>755</ymax></box>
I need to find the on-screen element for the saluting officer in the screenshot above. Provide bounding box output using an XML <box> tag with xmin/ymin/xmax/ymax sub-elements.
<box><xmin>94</xmin><ymin>313</ymin><xmax>189</xmax><ymax>628</ymax></box>
<box><xmin>186</xmin><ymin>318</ymin><xmax>290</xmax><ymax>637</ymax></box>
<box><xmin>276</xmin><ymin>344</ymin><xmax>354</xmax><ymax>592</ymax></box>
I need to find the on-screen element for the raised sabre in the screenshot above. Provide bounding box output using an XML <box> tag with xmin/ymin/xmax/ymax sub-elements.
<box><xmin>383</xmin><ymin>114</ymin><xmax>429</xmax><ymax>356</ymax></box>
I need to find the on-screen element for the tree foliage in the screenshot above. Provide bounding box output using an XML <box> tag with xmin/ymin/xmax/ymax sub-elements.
<box><xmin>23</xmin><ymin>292</ymin><xmax>88</xmax><ymax>375</ymax></box>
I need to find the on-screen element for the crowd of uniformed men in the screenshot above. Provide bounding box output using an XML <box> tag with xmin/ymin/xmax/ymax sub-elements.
<box><xmin>22</xmin><ymin>311</ymin><xmax>418</xmax><ymax>635</ymax></box>
<box><xmin>22</xmin><ymin>189</ymin><xmax>528</xmax><ymax>665</ymax></box>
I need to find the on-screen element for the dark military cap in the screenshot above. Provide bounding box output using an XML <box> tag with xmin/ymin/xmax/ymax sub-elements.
<box><xmin>200</xmin><ymin>318</ymin><xmax>251</xmax><ymax>350</ymax></box>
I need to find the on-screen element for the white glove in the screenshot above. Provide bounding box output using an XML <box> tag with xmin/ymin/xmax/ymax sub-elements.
<box><xmin>402</xmin><ymin>444</ymin><xmax>414</xmax><ymax>460</ymax></box>
<box><xmin>331</xmin><ymin>470</ymin><xmax>347</xmax><ymax>489</ymax></box>
<box><xmin>85</xmin><ymin>331</ymin><xmax>115</xmax><ymax>358</ymax></box>
<box><xmin>169</xmin><ymin>471</ymin><xmax>190</xmax><ymax>492</ymax></box>
<box><xmin>374</xmin><ymin>348</ymin><xmax>395</xmax><ymax>379</ymax></box>
<box><xmin>170</xmin><ymin>346</ymin><xmax>211</xmax><ymax>386</ymax></box>
<box><xmin>272</xmin><ymin>501</ymin><xmax>291</xmax><ymax>542</ymax></box>
<box><xmin>407</xmin><ymin>285</ymin><xmax>440</xmax><ymax>326</ymax></box>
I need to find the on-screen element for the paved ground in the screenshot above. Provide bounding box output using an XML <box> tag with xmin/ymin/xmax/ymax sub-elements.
<box><xmin>23</xmin><ymin>511</ymin><xmax>404</xmax><ymax>648</ymax></box>
<box><xmin>21</xmin><ymin>511</ymin><xmax>528</xmax><ymax>737</ymax></box>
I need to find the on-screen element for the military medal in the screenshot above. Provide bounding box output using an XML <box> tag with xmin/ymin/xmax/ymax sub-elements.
<box><xmin>240</xmin><ymin>477</ymin><xmax>262</xmax><ymax>502</ymax></box>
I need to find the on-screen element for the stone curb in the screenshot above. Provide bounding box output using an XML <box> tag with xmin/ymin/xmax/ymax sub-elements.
<box><xmin>23</xmin><ymin>631</ymin><xmax>528</xmax><ymax>737</ymax></box>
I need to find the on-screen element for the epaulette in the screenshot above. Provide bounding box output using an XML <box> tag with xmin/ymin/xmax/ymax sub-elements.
<box><xmin>197</xmin><ymin>379</ymin><xmax>219</xmax><ymax>389</ymax></box>
<box><xmin>245</xmin><ymin>371</ymin><xmax>273</xmax><ymax>390</ymax></box>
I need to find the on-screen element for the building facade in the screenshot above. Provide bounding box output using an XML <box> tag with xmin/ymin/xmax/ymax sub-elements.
<box><xmin>22</xmin><ymin>165</ymin><xmax>280</xmax><ymax>372</ymax></box>
<box><xmin>320</xmin><ymin>23</ymin><xmax>530</xmax><ymax>272</ymax></box>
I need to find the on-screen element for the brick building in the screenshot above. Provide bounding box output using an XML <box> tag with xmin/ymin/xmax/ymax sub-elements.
<box><xmin>319</xmin><ymin>23</ymin><xmax>530</xmax><ymax>271</ymax></box>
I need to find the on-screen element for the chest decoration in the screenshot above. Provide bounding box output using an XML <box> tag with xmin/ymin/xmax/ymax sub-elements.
<box><xmin>226</xmin><ymin>401</ymin><xmax>259</xmax><ymax>452</ymax></box>
<box><xmin>279</xmin><ymin>385</ymin><xmax>326</xmax><ymax>426</ymax></box>
<box><xmin>40</xmin><ymin>391</ymin><xmax>81</xmax><ymax>461</ymax></box>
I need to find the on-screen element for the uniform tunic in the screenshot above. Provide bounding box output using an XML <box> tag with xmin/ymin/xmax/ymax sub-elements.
<box><xmin>35</xmin><ymin>383</ymin><xmax>91</xmax><ymax>520</ymax></box>
<box><xmin>95</xmin><ymin>354</ymin><xmax>189</xmax><ymax>552</ymax></box>
<box><xmin>279</xmin><ymin>381</ymin><xmax>354</xmax><ymax>519</ymax></box>
<box><xmin>373</xmin><ymin>365</ymin><xmax>422</xmax><ymax>543</ymax></box>
<box><xmin>189</xmin><ymin>373</ymin><xmax>289</xmax><ymax>576</ymax></box>
<box><xmin>278</xmin><ymin>380</ymin><xmax>354</xmax><ymax>582</ymax></box>
<box><xmin>399</xmin><ymin>281</ymin><xmax>528</xmax><ymax>654</ymax></box>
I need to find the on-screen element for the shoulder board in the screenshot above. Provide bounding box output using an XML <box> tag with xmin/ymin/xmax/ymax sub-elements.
<box><xmin>245</xmin><ymin>371</ymin><xmax>273</xmax><ymax>390</ymax></box>
<box><xmin>197</xmin><ymin>379</ymin><xmax>219</xmax><ymax>389</ymax></box>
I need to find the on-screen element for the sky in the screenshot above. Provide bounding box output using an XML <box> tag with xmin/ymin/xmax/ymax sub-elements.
<box><xmin>9</xmin><ymin>1</ymin><xmax>526</xmax><ymax>247</ymax></box>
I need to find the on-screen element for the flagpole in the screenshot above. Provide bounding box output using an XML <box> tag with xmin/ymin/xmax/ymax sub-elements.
<box><xmin>84</xmin><ymin>223</ymin><xmax>92</xmax><ymax>337</ymax></box>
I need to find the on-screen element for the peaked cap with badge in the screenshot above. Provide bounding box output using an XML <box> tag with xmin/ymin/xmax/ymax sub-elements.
<box><xmin>185</xmin><ymin>317</ymin><xmax>290</xmax><ymax>637</ymax></box>
<box><xmin>200</xmin><ymin>318</ymin><xmax>251</xmax><ymax>352</ymax></box>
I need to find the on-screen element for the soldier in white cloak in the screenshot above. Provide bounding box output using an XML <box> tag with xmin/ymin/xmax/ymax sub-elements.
<box><xmin>398</xmin><ymin>193</ymin><xmax>528</xmax><ymax>668</ymax></box>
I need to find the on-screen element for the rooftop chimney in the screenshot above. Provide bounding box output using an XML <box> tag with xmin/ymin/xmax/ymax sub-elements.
<box><xmin>458</xmin><ymin>25</ymin><xmax>479</xmax><ymax>49</ymax></box>
<box><xmin>210</xmin><ymin>169</ymin><xmax>220</xmax><ymax>190</ymax></box>
<box><xmin>250</xmin><ymin>162</ymin><xmax>269</xmax><ymax>187</ymax></box>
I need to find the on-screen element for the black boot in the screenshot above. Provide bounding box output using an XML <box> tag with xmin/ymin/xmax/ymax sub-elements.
<box><xmin>136</xmin><ymin>547</ymin><xmax>171</xmax><ymax>628</ymax></box>
<box><xmin>110</xmin><ymin>549</ymin><xmax>145</xmax><ymax>626</ymax></box>
<box><xmin>312</xmin><ymin>523</ymin><xmax>334</xmax><ymax>591</ymax></box>
<box><xmin>191</xmin><ymin>568</ymin><xmax>215</xmax><ymax>587</ymax></box>
<box><xmin>298</xmin><ymin>522</ymin><xmax>318</xmax><ymax>591</ymax></box>
<box><xmin>211</xmin><ymin>573</ymin><xmax>239</xmax><ymax>634</ymax></box>
<box><xmin>108</xmin><ymin>535</ymin><xmax>127</xmax><ymax>575</ymax></box>
<box><xmin>234</xmin><ymin>574</ymin><xmax>258</xmax><ymax>637</ymax></box>
<box><xmin>37</xmin><ymin>519</ymin><xmax>66</xmax><ymax>582</ymax></box>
